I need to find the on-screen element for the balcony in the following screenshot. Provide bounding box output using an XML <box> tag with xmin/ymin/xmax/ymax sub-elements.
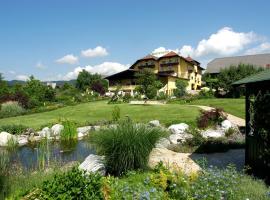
<box><xmin>109</xmin><ymin>85</ymin><xmax>137</xmax><ymax>91</ymax></box>
<box><xmin>160</xmin><ymin>60</ymin><xmax>179</xmax><ymax>66</ymax></box>
<box><xmin>137</xmin><ymin>62</ymin><xmax>155</xmax><ymax>69</ymax></box>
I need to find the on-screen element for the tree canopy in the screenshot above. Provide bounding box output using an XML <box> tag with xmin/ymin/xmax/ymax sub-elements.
<box><xmin>135</xmin><ymin>69</ymin><xmax>163</xmax><ymax>99</ymax></box>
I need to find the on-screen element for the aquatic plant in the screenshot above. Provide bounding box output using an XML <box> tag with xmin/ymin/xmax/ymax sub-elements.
<box><xmin>61</xmin><ymin>120</ymin><xmax>77</xmax><ymax>140</ymax></box>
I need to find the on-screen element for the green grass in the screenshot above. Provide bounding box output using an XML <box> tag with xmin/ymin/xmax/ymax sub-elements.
<box><xmin>0</xmin><ymin>101</ymin><xmax>200</xmax><ymax>129</ymax></box>
<box><xmin>188</xmin><ymin>98</ymin><xmax>245</xmax><ymax>119</ymax></box>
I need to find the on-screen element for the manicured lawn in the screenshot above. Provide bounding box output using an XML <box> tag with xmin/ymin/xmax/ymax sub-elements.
<box><xmin>0</xmin><ymin>101</ymin><xmax>200</xmax><ymax>129</ymax></box>
<box><xmin>188</xmin><ymin>98</ymin><xmax>245</xmax><ymax>119</ymax></box>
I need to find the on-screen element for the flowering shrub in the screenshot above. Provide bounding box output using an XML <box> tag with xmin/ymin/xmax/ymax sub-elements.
<box><xmin>197</xmin><ymin>108</ymin><xmax>227</xmax><ymax>129</ymax></box>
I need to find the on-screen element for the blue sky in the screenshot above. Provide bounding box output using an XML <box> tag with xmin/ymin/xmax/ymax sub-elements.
<box><xmin>1</xmin><ymin>0</ymin><xmax>270</xmax><ymax>81</ymax></box>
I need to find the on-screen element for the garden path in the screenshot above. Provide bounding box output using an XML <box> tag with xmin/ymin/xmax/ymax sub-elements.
<box><xmin>190</xmin><ymin>105</ymin><xmax>245</xmax><ymax>127</ymax></box>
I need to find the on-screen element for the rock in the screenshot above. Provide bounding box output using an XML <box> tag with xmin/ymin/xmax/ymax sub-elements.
<box><xmin>79</xmin><ymin>154</ymin><xmax>105</xmax><ymax>175</ymax></box>
<box><xmin>149</xmin><ymin>148</ymin><xmax>201</xmax><ymax>175</ymax></box>
<box><xmin>28</xmin><ymin>135</ymin><xmax>42</xmax><ymax>143</ymax></box>
<box><xmin>221</xmin><ymin>120</ymin><xmax>233</xmax><ymax>130</ymax></box>
<box><xmin>17</xmin><ymin>135</ymin><xmax>28</xmax><ymax>146</ymax></box>
<box><xmin>77</xmin><ymin>126</ymin><xmax>92</xmax><ymax>135</ymax></box>
<box><xmin>51</xmin><ymin>124</ymin><xmax>64</xmax><ymax>136</ymax></box>
<box><xmin>92</xmin><ymin>126</ymin><xmax>101</xmax><ymax>131</ymax></box>
<box><xmin>0</xmin><ymin>132</ymin><xmax>17</xmax><ymax>146</ymax></box>
<box><xmin>156</xmin><ymin>137</ymin><xmax>170</xmax><ymax>148</ymax></box>
<box><xmin>78</xmin><ymin>132</ymin><xmax>84</xmax><ymax>138</ymax></box>
<box><xmin>24</xmin><ymin>128</ymin><xmax>35</xmax><ymax>135</ymax></box>
<box><xmin>169</xmin><ymin>133</ymin><xmax>193</xmax><ymax>144</ymax></box>
<box><xmin>201</xmin><ymin>129</ymin><xmax>225</xmax><ymax>138</ymax></box>
<box><xmin>149</xmin><ymin>120</ymin><xmax>160</xmax><ymax>127</ymax></box>
<box><xmin>38</xmin><ymin>127</ymin><xmax>51</xmax><ymax>138</ymax></box>
<box><xmin>168</xmin><ymin>123</ymin><xmax>189</xmax><ymax>134</ymax></box>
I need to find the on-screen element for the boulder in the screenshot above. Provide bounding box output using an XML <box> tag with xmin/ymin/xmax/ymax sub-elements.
<box><xmin>77</xmin><ymin>126</ymin><xmax>92</xmax><ymax>135</ymax></box>
<box><xmin>78</xmin><ymin>132</ymin><xmax>84</xmax><ymax>138</ymax></box>
<box><xmin>0</xmin><ymin>132</ymin><xmax>17</xmax><ymax>146</ymax></box>
<box><xmin>221</xmin><ymin>120</ymin><xmax>233</xmax><ymax>130</ymax></box>
<box><xmin>79</xmin><ymin>154</ymin><xmax>105</xmax><ymax>175</ymax></box>
<box><xmin>156</xmin><ymin>137</ymin><xmax>170</xmax><ymax>148</ymax></box>
<box><xmin>51</xmin><ymin>124</ymin><xmax>64</xmax><ymax>136</ymax></box>
<box><xmin>169</xmin><ymin>133</ymin><xmax>193</xmax><ymax>144</ymax></box>
<box><xmin>201</xmin><ymin>129</ymin><xmax>225</xmax><ymax>138</ymax></box>
<box><xmin>92</xmin><ymin>126</ymin><xmax>101</xmax><ymax>131</ymax></box>
<box><xmin>149</xmin><ymin>148</ymin><xmax>201</xmax><ymax>175</ymax></box>
<box><xmin>168</xmin><ymin>123</ymin><xmax>189</xmax><ymax>134</ymax></box>
<box><xmin>38</xmin><ymin>127</ymin><xmax>51</xmax><ymax>138</ymax></box>
<box><xmin>149</xmin><ymin>120</ymin><xmax>160</xmax><ymax>127</ymax></box>
<box><xmin>28</xmin><ymin>135</ymin><xmax>42</xmax><ymax>143</ymax></box>
<box><xmin>17</xmin><ymin>135</ymin><xmax>28</xmax><ymax>146</ymax></box>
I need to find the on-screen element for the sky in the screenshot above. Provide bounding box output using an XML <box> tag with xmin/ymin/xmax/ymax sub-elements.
<box><xmin>0</xmin><ymin>0</ymin><xmax>270</xmax><ymax>81</ymax></box>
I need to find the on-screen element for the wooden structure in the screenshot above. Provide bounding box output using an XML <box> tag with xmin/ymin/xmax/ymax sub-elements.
<box><xmin>234</xmin><ymin>70</ymin><xmax>270</xmax><ymax>183</ymax></box>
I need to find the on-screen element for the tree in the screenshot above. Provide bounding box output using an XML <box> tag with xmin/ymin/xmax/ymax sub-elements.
<box><xmin>202</xmin><ymin>72</ymin><xmax>218</xmax><ymax>90</ymax></box>
<box><xmin>0</xmin><ymin>73</ymin><xmax>9</xmax><ymax>98</ymax></box>
<box><xmin>174</xmin><ymin>79</ymin><xmax>188</xmax><ymax>98</ymax></box>
<box><xmin>217</xmin><ymin>64</ymin><xmax>264</xmax><ymax>97</ymax></box>
<box><xmin>135</xmin><ymin>69</ymin><xmax>163</xmax><ymax>99</ymax></box>
<box><xmin>76</xmin><ymin>70</ymin><xmax>108</xmax><ymax>95</ymax></box>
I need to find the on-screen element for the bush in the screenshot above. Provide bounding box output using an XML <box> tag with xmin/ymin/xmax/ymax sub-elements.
<box><xmin>123</xmin><ymin>93</ymin><xmax>132</xmax><ymax>103</ymax></box>
<box><xmin>0</xmin><ymin>124</ymin><xmax>28</xmax><ymax>135</ymax></box>
<box><xmin>174</xmin><ymin>79</ymin><xmax>188</xmax><ymax>98</ymax></box>
<box><xmin>197</xmin><ymin>108</ymin><xmax>227</xmax><ymax>129</ymax></box>
<box><xmin>91</xmin><ymin>119</ymin><xmax>167</xmax><ymax>176</ymax></box>
<box><xmin>37</xmin><ymin>167</ymin><xmax>103</xmax><ymax>199</ymax></box>
<box><xmin>0</xmin><ymin>101</ymin><xmax>25</xmax><ymax>118</ymax></box>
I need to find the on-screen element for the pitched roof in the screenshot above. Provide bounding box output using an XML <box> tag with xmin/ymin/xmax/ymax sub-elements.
<box><xmin>140</xmin><ymin>54</ymin><xmax>157</xmax><ymax>60</ymax></box>
<box><xmin>233</xmin><ymin>69</ymin><xmax>270</xmax><ymax>85</ymax></box>
<box><xmin>206</xmin><ymin>53</ymin><xmax>270</xmax><ymax>73</ymax></box>
<box><xmin>159</xmin><ymin>51</ymin><xmax>179</xmax><ymax>58</ymax></box>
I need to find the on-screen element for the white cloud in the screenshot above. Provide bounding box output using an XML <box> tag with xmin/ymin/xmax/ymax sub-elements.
<box><xmin>36</xmin><ymin>61</ymin><xmax>46</xmax><ymax>69</ymax></box>
<box><xmin>180</xmin><ymin>27</ymin><xmax>258</xmax><ymax>58</ymax></box>
<box><xmin>16</xmin><ymin>75</ymin><xmax>29</xmax><ymax>81</ymax></box>
<box><xmin>245</xmin><ymin>42</ymin><xmax>270</xmax><ymax>55</ymax></box>
<box><xmin>61</xmin><ymin>62</ymin><xmax>129</xmax><ymax>80</ymax></box>
<box><xmin>56</xmin><ymin>54</ymin><xmax>78</xmax><ymax>64</ymax></box>
<box><xmin>81</xmin><ymin>46</ymin><xmax>108</xmax><ymax>58</ymax></box>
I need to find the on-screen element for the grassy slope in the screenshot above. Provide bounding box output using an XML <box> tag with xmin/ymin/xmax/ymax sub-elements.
<box><xmin>0</xmin><ymin>101</ymin><xmax>200</xmax><ymax>129</ymax></box>
<box><xmin>189</xmin><ymin>98</ymin><xmax>245</xmax><ymax>119</ymax></box>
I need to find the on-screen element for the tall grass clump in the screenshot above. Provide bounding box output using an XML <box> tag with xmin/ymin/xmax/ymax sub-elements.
<box><xmin>61</xmin><ymin>120</ymin><xmax>77</xmax><ymax>140</ymax></box>
<box><xmin>0</xmin><ymin>101</ymin><xmax>25</xmax><ymax>118</ymax></box>
<box><xmin>91</xmin><ymin>119</ymin><xmax>167</xmax><ymax>176</ymax></box>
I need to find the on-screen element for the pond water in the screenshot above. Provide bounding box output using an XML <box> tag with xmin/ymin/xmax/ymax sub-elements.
<box><xmin>0</xmin><ymin>139</ymin><xmax>96</xmax><ymax>171</ymax></box>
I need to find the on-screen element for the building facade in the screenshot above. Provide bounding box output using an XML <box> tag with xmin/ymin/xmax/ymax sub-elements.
<box><xmin>106</xmin><ymin>51</ymin><xmax>203</xmax><ymax>96</ymax></box>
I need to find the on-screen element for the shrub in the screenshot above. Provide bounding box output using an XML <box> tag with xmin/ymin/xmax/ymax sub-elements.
<box><xmin>111</xmin><ymin>105</ymin><xmax>120</xmax><ymax>122</ymax></box>
<box><xmin>0</xmin><ymin>101</ymin><xmax>25</xmax><ymax>118</ymax></box>
<box><xmin>61</xmin><ymin>120</ymin><xmax>77</xmax><ymax>140</ymax></box>
<box><xmin>185</xmin><ymin>128</ymin><xmax>205</xmax><ymax>146</ymax></box>
<box><xmin>122</xmin><ymin>93</ymin><xmax>132</xmax><ymax>103</ymax></box>
<box><xmin>174</xmin><ymin>79</ymin><xmax>188</xmax><ymax>98</ymax></box>
<box><xmin>198</xmin><ymin>89</ymin><xmax>214</xmax><ymax>99</ymax></box>
<box><xmin>91</xmin><ymin>119</ymin><xmax>167</xmax><ymax>176</ymax></box>
<box><xmin>225</xmin><ymin>127</ymin><xmax>238</xmax><ymax>137</ymax></box>
<box><xmin>197</xmin><ymin>108</ymin><xmax>227</xmax><ymax>129</ymax></box>
<box><xmin>0</xmin><ymin>124</ymin><xmax>28</xmax><ymax>135</ymax></box>
<box><xmin>37</xmin><ymin>167</ymin><xmax>103</xmax><ymax>199</ymax></box>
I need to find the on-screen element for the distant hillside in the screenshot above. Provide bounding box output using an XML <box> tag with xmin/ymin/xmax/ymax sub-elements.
<box><xmin>7</xmin><ymin>79</ymin><xmax>76</xmax><ymax>86</ymax></box>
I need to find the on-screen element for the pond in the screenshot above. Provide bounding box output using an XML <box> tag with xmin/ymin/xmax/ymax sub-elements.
<box><xmin>0</xmin><ymin>138</ymin><xmax>96</xmax><ymax>171</ymax></box>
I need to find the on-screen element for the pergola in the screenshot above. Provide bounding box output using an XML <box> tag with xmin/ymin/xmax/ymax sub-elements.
<box><xmin>233</xmin><ymin>70</ymin><xmax>270</xmax><ymax>183</ymax></box>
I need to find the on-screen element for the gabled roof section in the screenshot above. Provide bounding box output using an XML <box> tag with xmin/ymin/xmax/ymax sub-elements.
<box><xmin>159</xmin><ymin>51</ymin><xmax>179</xmax><ymax>59</ymax></box>
<box><xmin>140</xmin><ymin>54</ymin><xmax>157</xmax><ymax>61</ymax></box>
<box><xmin>233</xmin><ymin>69</ymin><xmax>270</xmax><ymax>85</ymax></box>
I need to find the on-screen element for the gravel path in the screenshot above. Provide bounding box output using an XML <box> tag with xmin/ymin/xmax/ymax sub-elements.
<box><xmin>190</xmin><ymin>149</ymin><xmax>245</xmax><ymax>170</ymax></box>
<box><xmin>190</xmin><ymin>105</ymin><xmax>245</xmax><ymax>127</ymax></box>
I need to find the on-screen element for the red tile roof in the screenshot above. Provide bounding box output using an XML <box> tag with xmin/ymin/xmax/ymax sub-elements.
<box><xmin>185</xmin><ymin>56</ymin><xmax>193</xmax><ymax>62</ymax></box>
<box><xmin>159</xmin><ymin>51</ymin><xmax>179</xmax><ymax>58</ymax></box>
<box><xmin>140</xmin><ymin>54</ymin><xmax>157</xmax><ymax>60</ymax></box>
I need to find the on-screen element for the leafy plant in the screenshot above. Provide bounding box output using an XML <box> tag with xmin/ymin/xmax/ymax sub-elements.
<box><xmin>38</xmin><ymin>167</ymin><xmax>103</xmax><ymax>199</ymax></box>
<box><xmin>61</xmin><ymin>120</ymin><xmax>77</xmax><ymax>140</ymax></box>
<box><xmin>112</xmin><ymin>105</ymin><xmax>120</xmax><ymax>122</ymax></box>
<box><xmin>174</xmin><ymin>79</ymin><xmax>188</xmax><ymax>98</ymax></box>
<box><xmin>135</xmin><ymin>69</ymin><xmax>163</xmax><ymax>99</ymax></box>
<box><xmin>0</xmin><ymin>124</ymin><xmax>28</xmax><ymax>135</ymax></box>
<box><xmin>0</xmin><ymin>101</ymin><xmax>25</xmax><ymax>118</ymax></box>
<box><xmin>91</xmin><ymin>119</ymin><xmax>167</xmax><ymax>176</ymax></box>
<box><xmin>197</xmin><ymin>108</ymin><xmax>227</xmax><ymax>129</ymax></box>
